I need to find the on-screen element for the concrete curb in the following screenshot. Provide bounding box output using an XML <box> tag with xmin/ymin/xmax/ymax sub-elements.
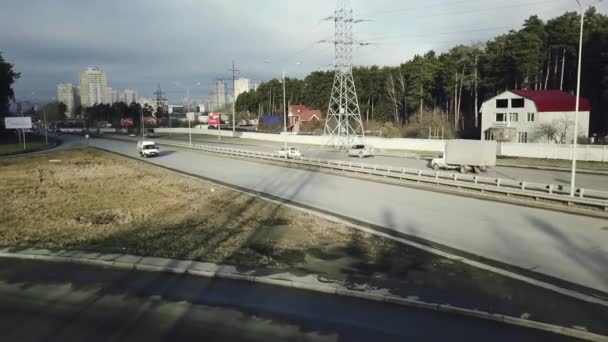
<box><xmin>496</xmin><ymin>162</ymin><xmax>608</xmax><ymax>175</ymax></box>
<box><xmin>0</xmin><ymin>248</ymin><xmax>604</xmax><ymax>342</ymax></box>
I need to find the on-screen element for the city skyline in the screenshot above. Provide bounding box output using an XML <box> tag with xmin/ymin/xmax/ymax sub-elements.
<box><xmin>2</xmin><ymin>0</ymin><xmax>606</xmax><ymax>102</ymax></box>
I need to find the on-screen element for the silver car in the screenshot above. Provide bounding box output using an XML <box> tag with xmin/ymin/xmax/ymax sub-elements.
<box><xmin>348</xmin><ymin>144</ymin><xmax>374</xmax><ymax>158</ymax></box>
<box><xmin>276</xmin><ymin>147</ymin><xmax>303</xmax><ymax>158</ymax></box>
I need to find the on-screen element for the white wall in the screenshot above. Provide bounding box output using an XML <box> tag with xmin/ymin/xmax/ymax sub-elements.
<box><xmin>536</xmin><ymin>111</ymin><xmax>590</xmax><ymax>143</ymax></box>
<box><xmin>154</xmin><ymin>127</ymin><xmax>447</xmax><ymax>152</ymax></box>
<box><xmin>153</xmin><ymin>127</ymin><xmax>608</xmax><ymax>161</ymax></box>
<box><xmin>498</xmin><ymin>142</ymin><xmax>608</xmax><ymax>162</ymax></box>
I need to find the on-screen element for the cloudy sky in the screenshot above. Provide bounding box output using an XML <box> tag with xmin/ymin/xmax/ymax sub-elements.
<box><xmin>1</xmin><ymin>0</ymin><xmax>605</xmax><ymax>103</ymax></box>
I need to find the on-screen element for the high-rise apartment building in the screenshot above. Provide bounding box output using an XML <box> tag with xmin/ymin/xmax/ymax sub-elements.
<box><xmin>209</xmin><ymin>79</ymin><xmax>226</xmax><ymax>111</ymax></box>
<box><xmin>234</xmin><ymin>78</ymin><xmax>251</xmax><ymax>102</ymax></box>
<box><xmin>121</xmin><ymin>89</ymin><xmax>138</xmax><ymax>104</ymax></box>
<box><xmin>108</xmin><ymin>88</ymin><xmax>120</xmax><ymax>104</ymax></box>
<box><xmin>57</xmin><ymin>83</ymin><xmax>76</xmax><ymax>117</ymax></box>
<box><xmin>79</xmin><ymin>67</ymin><xmax>109</xmax><ymax>107</ymax></box>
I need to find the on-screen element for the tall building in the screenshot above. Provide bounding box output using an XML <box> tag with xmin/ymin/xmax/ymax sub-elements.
<box><xmin>208</xmin><ymin>79</ymin><xmax>226</xmax><ymax>111</ymax></box>
<box><xmin>57</xmin><ymin>83</ymin><xmax>76</xmax><ymax>117</ymax></box>
<box><xmin>234</xmin><ymin>78</ymin><xmax>251</xmax><ymax>102</ymax></box>
<box><xmin>121</xmin><ymin>89</ymin><xmax>138</xmax><ymax>104</ymax></box>
<box><xmin>79</xmin><ymin>67</ymin><xmax>109</xmax><ymax>107</ymax></box>
<box><xmin>108</xmin><ymin>88</ymin><xmax>120</xmax><ymax>104</ymax></box>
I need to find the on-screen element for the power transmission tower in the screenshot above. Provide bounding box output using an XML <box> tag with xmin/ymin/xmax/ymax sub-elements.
<box><xmin>153</xmin><ymin>84</ymin><xmax>167</xmax><ymax>114</ymax></box>
<box><xmin>322</xmin><ymin>0</ymin><xmax>368</xmax><ymax>149</ymax></box>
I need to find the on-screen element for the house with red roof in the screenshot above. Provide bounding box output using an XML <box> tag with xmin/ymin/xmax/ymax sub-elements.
<box><xmin>288</xmin><ymin>104</ymin><xmax>323</xmax><ymax>133</ymax></box>
<box><xmin>480</xmin><ymin>90</ymin><xmax>591</xmax><ymax>143</ymax></box>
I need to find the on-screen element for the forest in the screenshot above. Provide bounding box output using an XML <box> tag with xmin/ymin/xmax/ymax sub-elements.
<box><xmin>236</xmin><ymin>9</ymin><xmax>608</xmax><ymax>139</ymax></box>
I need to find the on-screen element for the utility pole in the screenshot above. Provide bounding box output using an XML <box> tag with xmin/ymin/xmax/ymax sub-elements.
<box><xmin>321</xmin><ymin>0</ymin><xmax>368</xmax><ymax>149</ymax></box>
<box><xmin>43</xmin><ymin>109</ymin><xmax>48</xmax><ymax>145</ymax></box>
<box><xmin>229</xmin><ymin>61</ymin><xmax>240</xmax><ymax>133</ymax></box>
<box><xmin>283</xmin><ymin>70</ymin><xmax>287</xmax><ymax>158</ymax></box>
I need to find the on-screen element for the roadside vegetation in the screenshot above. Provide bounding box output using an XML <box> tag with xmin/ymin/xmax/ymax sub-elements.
<box><xmin>0</xmin><ymin>133</ymin><xmax>52</xmax><ymax>156</ymax></box>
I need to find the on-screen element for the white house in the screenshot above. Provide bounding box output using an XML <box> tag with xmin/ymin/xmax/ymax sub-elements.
<box><xmin>480</xmin><ymin>90</ymin><xmax>590</xmax><ymax>143</ymax></box>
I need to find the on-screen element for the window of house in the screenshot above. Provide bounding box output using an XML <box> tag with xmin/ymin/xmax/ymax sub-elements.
<box><xmin>509</xmin><ymin>113</ymin><xmax>518</xmax><ymax>122</ymax></box>
<box><xmin>511</xmin><ymin>98</ymin><xmax>524</xmax><ymax>108</ymax></box>
<box><xmin>518</xmin><ymin>132</ymin><xmax>528</xmax><ymax>143</ymax></box>
<box><xmin>527</xmin><ymin>112</ymin><xmax>535</xmax><ymax>122</ymax></box>
<box><xmin>496</xmin><ymin>113</ymin><xmax>506</xmax><ymax>122</ymax></box>
<box><xmin>496</xmin><ymin>99</ymin><xmax>508</xmax><ymax>108</ymax></box>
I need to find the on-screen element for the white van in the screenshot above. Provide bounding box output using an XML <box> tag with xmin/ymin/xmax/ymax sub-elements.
<box><xmin>137</xmin><ymin>140</ymin><xmax>159</xmax><ymax>157</ymax></box>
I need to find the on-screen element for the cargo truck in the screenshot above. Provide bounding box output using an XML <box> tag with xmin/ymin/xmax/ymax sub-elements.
<box><xmin>431</xmin><ymin>140</ymin><xmax>496</xmax><ymax>173</ymax></box>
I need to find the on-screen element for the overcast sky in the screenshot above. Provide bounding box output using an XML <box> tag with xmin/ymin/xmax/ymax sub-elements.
<box><xmin>1</xmin><ymin>0</ymin><xmax>605</xmax><ymax>103</ymax></box>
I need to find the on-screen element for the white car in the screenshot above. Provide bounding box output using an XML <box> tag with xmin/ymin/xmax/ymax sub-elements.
<box><xmin>276</xmin><ymin>147</ymin><xmax>302</xmax><ymax>158</ymax></box>
<box><xmin>348</xmin><ymin>144</ymin><xmax>374</xmax><ymax>158</ymax></box>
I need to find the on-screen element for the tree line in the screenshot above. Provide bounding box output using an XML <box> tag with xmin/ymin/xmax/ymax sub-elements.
<box><xmin>236</xmin><ymin>9</ymin><xmax>608</xmax><ymax>138</ymax></box>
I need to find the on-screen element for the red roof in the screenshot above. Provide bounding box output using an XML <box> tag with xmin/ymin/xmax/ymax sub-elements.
<box><xmin>510</xmin><ymin>90</ymin><xmax>591</xmax><ymax>112</ymax></box>
<box><xmin>288</xmin><ymin>104</ymin><xmax>322</xmax><ymax>122</ymax></box>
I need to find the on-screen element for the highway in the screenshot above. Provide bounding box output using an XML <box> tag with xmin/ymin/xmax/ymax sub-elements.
<box><xmin>0</xmin><ymin>258</ymin><xmax>582</xmax><ymax>342</ymax></box>
<box><xmin>84</xmin><ymin>136</ymin><xmax>608</xmax><ymax>295</ymax></box>
<box><xmin>119</xmin><ymin>133</ymin><xmax>608</xmax><ymax>191</ymax></box>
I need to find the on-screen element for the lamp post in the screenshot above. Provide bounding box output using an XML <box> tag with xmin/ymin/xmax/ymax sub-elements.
<box><xmin>570</xmin><ymin>0</ymin><xmax>602</xmax><ymax>196</ymax></box>
<box><xmin>265</xmin><ymin>60</ymin><xmax>301</xmax><ymax>159</ymax></box>
<box><xmin>174</xmin><ymin>82</ymin><xmax>201</xmax><ymax>146</ymax></box>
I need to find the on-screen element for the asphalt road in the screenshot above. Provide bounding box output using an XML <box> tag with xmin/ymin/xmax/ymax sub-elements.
<box><xmin>83</xmin><ymin>136</ymin><xmax>608</xmax><ymax>295</ymax></box>
<box><xmin>144</xmin><ymin>133</ymin><xmax>608</xmax><ymax>191</ymax></box>
<box><xmin>0</xmin><ymin>258</ymin><xmax>581</xmax><ymax>342</ymax></box>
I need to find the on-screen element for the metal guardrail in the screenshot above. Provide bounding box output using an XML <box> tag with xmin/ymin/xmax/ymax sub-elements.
<box><xmin>157</xmin><ymin>140</ymin><xmax>608</xmax><ymax>212</ymax></box>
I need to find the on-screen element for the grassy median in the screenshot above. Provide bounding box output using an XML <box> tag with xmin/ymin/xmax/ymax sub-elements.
<box><xmin>0</xmin><ymin>147</ymin><xmax>605</xmax><ymax>332</ymax></box>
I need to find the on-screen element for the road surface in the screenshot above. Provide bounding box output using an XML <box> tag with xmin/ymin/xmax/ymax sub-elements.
<box><xmin>0</xmin><ymin>258</ymin><xmax>581</xmax><ymax>342</ymax></box>
<box><xmin>116</xmin><ymin>133</ymin><xmax>608</xmax><ymax>191</ymax></box>
<box><xmin>83</xmin><ymin>136</ymin><xmax>608</xmax><ymax>295</ymax></box>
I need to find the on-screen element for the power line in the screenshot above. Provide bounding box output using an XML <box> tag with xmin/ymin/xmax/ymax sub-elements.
<box><xmin>361</xmin><ymin>0</ymin><xmax>572</xmax><ymax>18</ymax></box>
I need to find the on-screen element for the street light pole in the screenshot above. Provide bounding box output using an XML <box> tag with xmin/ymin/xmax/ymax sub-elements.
<box><xmin>187</xmin><ymin>86</ymin><xmax>192</xmax><ymax>146</ymax></box>
<box><xmin>43</xmin><ymin>109</ymin><xmax>48</xmax><ymax>145</ymax></box>
<box><xmin>569</xmin><ymin>0</ymin><xmax>601</xmax><ymax>196</ymax></box>
<box><xmin>141</xmin><ymin>108</ymin><xmax>144</xmax><ymax>140</ymax></box>
<box><xmin>283</xmin><ymin>70</ymin><xmax>287</xmax><ymax>159</ymax></box>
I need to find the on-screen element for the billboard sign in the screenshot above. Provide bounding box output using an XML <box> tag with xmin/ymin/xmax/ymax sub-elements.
<box><xmin>4</xmin><ymin>116</ymin><xmax>32</xmax><ymax>129</ymax></box>
<box><xmin>120</xmin><ymin>118</ymin><xmax>134</xmax><ymax>126</ymax></box>
<box><xmin>209</xmin><ymin>112</ymin><xmax>221</xmax><ymax>126</ymax></box>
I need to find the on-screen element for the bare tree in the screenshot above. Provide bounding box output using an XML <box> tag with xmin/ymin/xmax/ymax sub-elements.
<box><xmin>385</xmin><ymin>73</ymin><xmax>399</xmax><ymax>124</ymax></box>
<box><xmin>396</xmin><ymin>71</ymin><xmax>407</xmax><ymax>124</ymax></box>
<box><xmin>534</xmin><ymin>116</ymin><xmax>574</xmax><ymax>143</ymax></box>
<box><xmin>535</xmin><ymin>123</ymin><xmax>559</xmax><ymax>142</ymax></box>
<box><xmin>555</xmin><ymin>115</ymin><xmax>574</xmax><ymax>144</ymax></box>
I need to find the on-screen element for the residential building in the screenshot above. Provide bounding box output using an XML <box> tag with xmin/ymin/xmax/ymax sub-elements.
<box><xmin>208</xmin><ymin>79</ymin><xmax>226</xmax><ymax>111</ymax></box>
<box><xmin>79</xmin><ymin>67</ymin><xmax>109</xmax><ymax>107</ymax></box>
<box><xmin>480</xmin><ymin>90</ymin><xmax>591</xmax><ymax>143</ymax></box>
<box><xmin>57</xmin><ymin>83</ymin><xmax>77</xmax><ymax>117</ymax></box>
<box><xmin>234</xmin><ymin>78</ymin><xmax>251</xmax><ymax>102</ymax></box>
<box><xmin>108</xmin><ymin>88</ymin><xmax>120</xmax><ymax>104</ymax></box>
<box><xmin>288</xmin><ymin>104</ymin><xmax>322</xmax><ymax>133</ymax></box>
<box><xmin>121</xmin><ymin>89</ymin><xmax>138</xmax><ymax>104</ymax></box>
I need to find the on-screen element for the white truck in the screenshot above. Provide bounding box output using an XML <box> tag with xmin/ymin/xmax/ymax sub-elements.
<box><xmin>431</xmin><ymin>140</ymin><xmax>496</xmax><ymax>173</ymax></box>
<box><xmin>137</xmin><ymin>140</ymin><xmax>159</xmax><ymax>158</ymax></box>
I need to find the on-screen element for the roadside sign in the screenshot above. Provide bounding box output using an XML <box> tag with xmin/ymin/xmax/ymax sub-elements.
<box><xmin>120</xmin><ymin>118</ymin><xmax>134</xmax><ymax>126</ymax></box>
<box><xmin>186</xmin><ymin>112</ymin><xmax>196</xmax><ymax>121</ymax></box>
<box><xmin>209</xmin><ymin>113</ymin><xmax>221</xmax><ymax>126</ymax></box>
<box><xmin>5</xmin><ymin>116</ymin><xmax>32</xmax><ymax>129</ymax></box>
